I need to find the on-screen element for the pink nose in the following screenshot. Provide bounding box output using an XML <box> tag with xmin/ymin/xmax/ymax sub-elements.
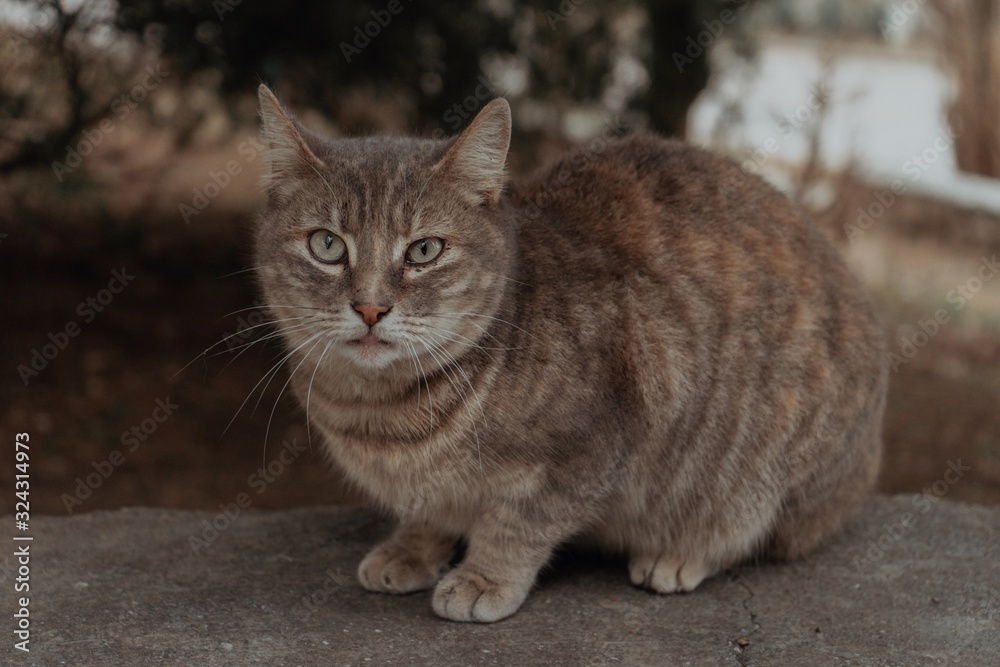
<box><xmin>353</xmin><ymin>303</ymin><xmax>390</xmax><ymax>327</ymax></box>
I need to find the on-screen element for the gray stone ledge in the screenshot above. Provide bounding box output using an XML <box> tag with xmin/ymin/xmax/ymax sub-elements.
<box><xmin>1</xmin><ymin>496</ymin><xmax>997</xmax><ymax>666</ymax></box>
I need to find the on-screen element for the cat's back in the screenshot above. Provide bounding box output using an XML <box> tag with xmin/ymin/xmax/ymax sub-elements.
<box><xmin>511</xmin><ymin>135</ymin><xmax>829</xmax><ymax>278</ymax></box>
<box><xmin>508</xmin><ymin>134</ymin><xmax>876</xmax><ymax>324</ymax></box>
<box><xmin>506</xmin><ymin>133</ymin><xmax>885</xmax><ymax>398</ymax></box>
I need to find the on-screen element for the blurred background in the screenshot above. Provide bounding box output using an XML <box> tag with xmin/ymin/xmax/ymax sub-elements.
<box><xmin>1</xmin><ymin>0</ymin><xmax>998</xmax><ymax>517</ymax></box>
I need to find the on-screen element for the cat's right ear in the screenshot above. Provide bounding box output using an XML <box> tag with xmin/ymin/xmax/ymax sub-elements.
<box><xmin>257</xmin><ymin>84</ymin><xmax>326</xmax><ymax>186</ymax></box>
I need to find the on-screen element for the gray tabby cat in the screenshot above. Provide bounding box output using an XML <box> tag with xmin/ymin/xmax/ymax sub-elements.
<box><xmin>253</xmin><ymin>84</ymin><xmax>886</xmax><ymax>623</ymax></box>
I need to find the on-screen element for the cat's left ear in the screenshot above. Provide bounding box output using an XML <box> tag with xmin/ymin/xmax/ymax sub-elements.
<box><xmin>257</xmin><ymin>84</ymin><xmax>326</xmax><ymax>184</ymax></box>
<box><xmin>434</xmin><ymin>98</ymin><xmax>511</xmax><ymax>206</ymax></box>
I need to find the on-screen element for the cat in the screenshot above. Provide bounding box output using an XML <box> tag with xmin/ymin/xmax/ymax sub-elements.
<box><xmin>253</xmin><ymin>83</ymin><xmax>886</xmax><ymax>623</ymax></box>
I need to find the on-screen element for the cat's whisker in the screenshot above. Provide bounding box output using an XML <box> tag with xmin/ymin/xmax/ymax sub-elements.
<box><xmin>402</xmin><ymin>340</ymin><xmax>422</xmax><ymax>437</ymax></box>
<box><xmin>221</xmin><ymin>304</ymin><xmax>322</xmax><ymax>319</ymax></box>
<box><xmin>407</xmin><ymin>339</ymin><xmax>434</xmax><ymax>439</ymax></box>
<box><xmin>419</xmin><ymin>323</ymin><xmax>521</xmax><ymax>356</ymax></box>
<box><xmin>219</xmin><ymin>318</ymin><xmax>317</xmax><ymax>353</ymax></box>
<box><xmin>169</xmin><ymin>349</ymin><xmax>210</xmax><ymax>382</ymax></box>
<box><xmin>401</xmin><ymin>340</ymin><xmax>430</xmax><ymax>437</ymax></box>
<box><xmin>432</xmin><ymin>350</ymin><xmax>484</xmax><ymax>475</ymax></box>
<box><xmin>250</xmin><ymin>330</ymin><xmax>327</xmax><ymax>418</ymax></box>
<box><xmin>418</xmin><ymin>326</ymin><xmax>502</xmax><ymax>367</ymax></box>
<box><xmin>388</xmin><ymin>350</ymin><xmax>403</xmax><ymax>384</ymax></box>
<box><xmin>218</xmin><ymin>315</ymin><xmax>311</xmax><ymax>334</ymax></box>
<box><xmin>222</xmin><ymin>330</ymin><xmax>323</xmax><ymax>439</ymax></box>
<box><xmin>429</xmin><ymin>313</ymin><xmax>539</xmax><ymax>342</ymax></box>
<box><xmin>456</xmin><ymin>317</ymin><xmax>508</xmax><ymax>348</ymax></box>
<box><xmin>418</xmin><ymin>315</ymin><xmax>506</xmax><ymax>349</ymax></box>
<box><xmin>171</xmin><ymin>316</ymin><xmax>316</xmax><ymax>381</ymax></box>
<box><xmin>203</xmin><ymin>316</ymin><xmax>308</xmax><ymax>356</ymax></box>
<box><xmin>460</xmin><ymin>267</ymin><xmax>532</xmax><ymax>288</ymax></box>
<box><xmin>493</xmin><ymin>274</ymin><xmax>531</xmax><ymax>287</ymax></box>
<box><xmin>414</xmin><ymin>334</ymin><xmax>484</xmax><ymax>473</ymax></box>
<box><xmin>401</xmin><ymin>340</ymin><xmax>421</xmax><ymax>421</ymax></box>
<box><xmin>212</xmin><ymin>265</ymin><xmax>280</xmax><ymax>280</ymax></box>
<box><xmin>305</xmin><ymin>339</ymin><xmax>333</xmax><ymax>449</ymax></box>
<box><xmin>264</xmin><ymin>336</ymin><xmax>324</xmax><ymax>467</ymax></box>
<box><xmin>212</xmin><ymin>332</ymin><xmax>282</xmax><ymax>358</ymax></box>
<box><xmin>171</xmin><ymin>329</ymin><xmax>273</xmax><ymax>381</ymax></box>
<box><xmin>423</xmin><ymin>334</ymin><xmax>489</xmax><ymax>430</ymax></box>
<box><xmin>213</xmin><ymin>321</ymin><xmax>319</xmax><ymax>377</ymax></box>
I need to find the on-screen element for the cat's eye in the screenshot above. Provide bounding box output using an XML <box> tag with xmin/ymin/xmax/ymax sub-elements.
<box><xmin>308</xmin><ymin>230</ymin><xmax>347</xmax><ymax>264</ymax></box>
<box><xmin>406</xmin><ymin>237</ymin><xmax>445</xmax><ymax>265</ymax></box>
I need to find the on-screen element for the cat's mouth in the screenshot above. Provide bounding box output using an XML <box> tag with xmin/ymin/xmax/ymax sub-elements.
<box><xmin>348</xmin><ymin>333</ymin><xmax>391</xmax><ymax>347</ymax></box>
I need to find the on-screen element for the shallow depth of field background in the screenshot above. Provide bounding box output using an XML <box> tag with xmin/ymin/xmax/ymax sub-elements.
<box><xmin>1</xmin><ymin>0</ymin><xmax>998</xmax><ymax>517</ymax></box>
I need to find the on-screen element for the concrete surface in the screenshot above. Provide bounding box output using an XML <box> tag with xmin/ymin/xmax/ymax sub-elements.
<box><xmin>1</xmin><ymin>496</ymin><xmax>997</xmax><ymax>666</ymax></box>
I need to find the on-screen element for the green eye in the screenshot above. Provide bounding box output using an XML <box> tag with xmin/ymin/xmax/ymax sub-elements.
<box><xmin>308</xmin><ymin>230</ymin><xmax>347</xmax><ymax>264</ymax></box>
<box><xmin>406</xmin><ymin>238</ymin><xmax>445</xmax><ymax>265</ymax></box>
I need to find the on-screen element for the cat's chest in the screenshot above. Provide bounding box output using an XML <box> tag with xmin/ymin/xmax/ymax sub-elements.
<box><xmin>316</xmin><ymin>408</ymin><xmax>544</xmax><ymax>527</ymax></box>
<box><xmin>296</xmin><ymin>376</ymin><xmax>476</xmax><ymax>477</ymax></box>
<box><xmin>299</xmin><ymin>376</ymin><xmax>546</xmax><ymax>516</ymax></box>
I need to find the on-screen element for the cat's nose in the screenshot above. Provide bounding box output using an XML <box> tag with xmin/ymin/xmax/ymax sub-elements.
<box><xmin>352</xmin><ymin>302</ymin><xmax>391</xmax><ymax>327</ymax></box>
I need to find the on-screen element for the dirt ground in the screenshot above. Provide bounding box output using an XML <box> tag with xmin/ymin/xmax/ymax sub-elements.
<box><xmin>1</xmin><ymin>135</ymin><xmax>999</xmax><ymax>518</ymax></box>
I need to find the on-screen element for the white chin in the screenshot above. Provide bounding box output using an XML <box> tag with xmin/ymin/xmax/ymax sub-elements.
<box><xmin>348</xmin><ymin>343</ymin><xmax>397</xmax><ymax>368</ymax></box>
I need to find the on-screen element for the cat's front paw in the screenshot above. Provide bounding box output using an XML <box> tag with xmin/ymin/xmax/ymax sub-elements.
<box><xmin>628</xmin><ymin>553</ymin><xmax>713</xmax><ymax>594</ymax></box>
<box><xmin>432</xmin><ymin>568</ymin><xmax>530</xmax><ymax>623</ymax></box>
<box><xmin>358</xmin><ymin>542</ymin><xmax>450</xmax><ymax>595</ymax></box>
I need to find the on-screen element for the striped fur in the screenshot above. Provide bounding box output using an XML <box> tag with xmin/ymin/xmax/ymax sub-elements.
<box><xmin>253</xmin><ymin>85</ymin><xmax>887</xmax><ymax>622</ymax></box>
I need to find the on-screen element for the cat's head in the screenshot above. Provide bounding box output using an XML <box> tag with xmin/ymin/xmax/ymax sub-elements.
<box><xmin>253</xmin><ymin>85</ymin><xmax>516</xmax><ymax>376</ymax></box>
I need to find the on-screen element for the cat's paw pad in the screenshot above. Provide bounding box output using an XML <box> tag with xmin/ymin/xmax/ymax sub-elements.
<box><xmin>432</xmin><ymin>569</ymin><xmax>528</xmax><ymax>623</ymax></box>
<box><xmin>629</xmin><ymin>554</ymin><xmax>712</xmax><ymax>594</ymax></box>
<box><xmin>358</xmin><ymin>544</ymin><xmax>448</xmax><ymax>595</ymax></box>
